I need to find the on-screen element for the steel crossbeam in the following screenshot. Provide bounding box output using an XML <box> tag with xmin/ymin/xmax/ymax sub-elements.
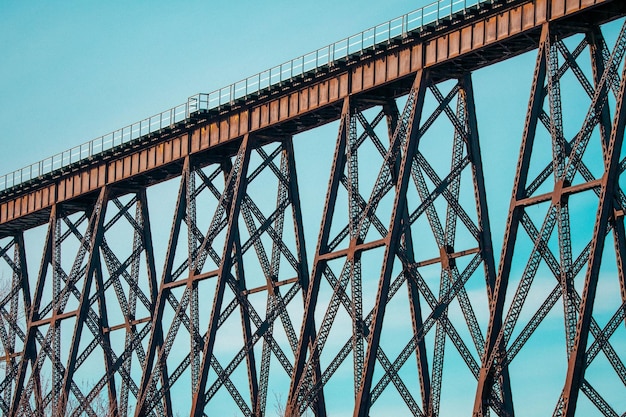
<box><xmin>0</xmin><ymin>1</ymin><xmax>625</xmax><ymax>416</ymax></box>
<box><xmin>475</xmin><ymin>20</ymin><xmax>626</xmax><ymax>417</ymax></box>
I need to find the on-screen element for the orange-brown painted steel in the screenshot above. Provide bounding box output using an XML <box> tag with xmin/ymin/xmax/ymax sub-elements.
<box><xmin>1</xmin><ymin>0</ymin><xmax>626</xmax><ymax>416</ymax></box>
<box><xmin>0</xmin><ymin>0</ymin><xmax>618</xmax><ymax>237</ymax></box>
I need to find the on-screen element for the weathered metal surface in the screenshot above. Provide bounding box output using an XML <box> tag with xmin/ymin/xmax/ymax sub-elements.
<box><xmin>0</xmin><ymin>0</ymin><xmax>625</xmax><ymax>416</ymax></box>
<box><xmin>0</xmin><ymin>0</ymin><xmax>621</xmax><ymax>237</ymax></box>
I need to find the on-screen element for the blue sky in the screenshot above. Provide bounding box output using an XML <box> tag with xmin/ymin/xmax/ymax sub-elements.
<box><xmin>0</xmin><ymin>0</ymin><xmax>416</xmax><ymax>172</ymax></box>
<box><xmin>1</xmin><ymin>1</ymin><xmax>625</xmax><ymax>416</ymax></box>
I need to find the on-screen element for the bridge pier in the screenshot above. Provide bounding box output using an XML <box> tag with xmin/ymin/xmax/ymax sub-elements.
<box><xmin>0</xmin><ymin>1</ymin><xmax>625</xmax><ymax>416</ymax></box>
<box><xmin>474</xmin><ymin>19</ymin><xmax>626</xmax><ymax>417</ymax></box>
<box><xmin>286</xmin><ymin>64</ymin><xmax>503</xmax><ymax>416</ymax></box>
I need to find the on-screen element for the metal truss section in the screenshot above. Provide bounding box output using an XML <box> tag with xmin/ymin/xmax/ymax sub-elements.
<box><xmin>286</xmin><ymin>67</ymin><xmax>500</xmax><ymax>416</ymax></box>
<box><xmin>475</xmin><ymin>21</ymin><xmax>626</xmax><ymax>417</ymax></box>
<box><xmin>0</xmin><ymin>7</ymin><xmax>626</xmax><ymax>417</ymax></box>
<box><xmin>133</xmin><ymin>134</ymin><xmax>311</xmax><ymax>417</ymax></box>
<box><xmin>1</xmin><ymin>188</ymin><xmax>158</xmax><ymax>417</ymax></box>
<box><xmin>0</xmin><ymin>234</ymin><xmax>30</xmax><ymax>414</ymax></box>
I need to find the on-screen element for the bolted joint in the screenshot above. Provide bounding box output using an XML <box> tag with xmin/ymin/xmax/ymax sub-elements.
<box><xmin>440</xmin><ymin>245</ymin><xmax>455</xmax><ymax>270</ymax></box>
<box><xmin>356</xmin><ymin>318</ymin><xmax>370</xmax><ymax>337</ymax></box>
<box><xmin>611</xmin><ymin>208</ymin><xmax>624</xmax><ymax>223</ymax></box>
<box><xmin>348</xmin><ymin>237</ymin><xmax>364</xmax><ymax>262</ymax></box>
<box><xmin>551</xmin><ymin>179</ymin><xmax>571</xmax><ymax>207</ymax></box>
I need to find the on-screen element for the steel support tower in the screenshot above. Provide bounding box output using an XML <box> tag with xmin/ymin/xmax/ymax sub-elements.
<box><xmin>0</xmin><ymin>0</ymin><xmax>625</xmax><ymax>415</ymax></box>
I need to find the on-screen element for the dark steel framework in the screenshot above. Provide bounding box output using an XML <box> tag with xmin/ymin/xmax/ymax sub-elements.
<box><xmin>0</xmin><ymin>12</ymin><xmax>625</xmax><ymax>417</ymax></box>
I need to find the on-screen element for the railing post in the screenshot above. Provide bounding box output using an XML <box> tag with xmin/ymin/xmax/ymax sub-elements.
<box><xmin>438</xmin><ymin>0</ymin><xmax>441</xmax><ymax>22</ymax></box>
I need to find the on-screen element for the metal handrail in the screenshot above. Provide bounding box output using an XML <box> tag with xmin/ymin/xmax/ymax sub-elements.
<box><xmin>0</xmin><ymin>0</ymin><xmax>489</xmax><ymax>193</ymax></box>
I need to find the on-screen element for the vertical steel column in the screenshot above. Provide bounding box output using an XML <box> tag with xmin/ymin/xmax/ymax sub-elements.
<box><xmin>463</xmin><ymin>72</ymin><xmax>514</xmax><ymax>413</ymax></box>
<box><xmin>588</xmin><ymin>27</ymin><xmax>614</xmax><ymax>156</ymax></box>
<box><xmin>187</xmin><ymin>153</ymin><xmax>201</xmax><ymax>395</ymax></box>
<box><xmin>276</xmin><ymin>137</ymin><xmax>313</xmax><ymax>416</ymax></box>
<box><xmin>224</xmin><ymin>155</ymin><xmax>259</xmax><ymax>416</ymax></box>
<box><xmin>56</xmin><ymin>187</ymin><xmax>109</xmax><ymax>416</ymax></box>
<box><xmin>613</xmin><ymin>215</ymin><xmax>626</xmax><ymax>328</ymax></box>
<box><xmin>475</xmin><ymin>19</ymin><xmax>626</xmax><ymax>416</ymax></box>
<box><xmin>398</xmin><ymin>204</ymin><xmax>432</xmax><ymax>416</ymax></box>
<box><xmin>232</xmin><ymin>226</ymin><xmax>259</xmax><ymax>417</ymax></box>
<box><xmin>474</xmin><ymin>24</ymin><xmax>549</xmax><ymax>416</ymax></box>
<box><xmin>92</xmin><ymin>249</ymin><xmax>118</xmax><ymax>417</ymax></box>
<box><xmin>0</xmin><ymin>233</ymin><xmax>30</xmax><ymax>414</ymax></box>
<box><xmin>558</xmin><ymin>32</ymin><xmax>626</xmax><ymax>417</ymax></box>
<box><xmin>189</xmin><ymin>134</ymin><xmax>252</xmax><ymax>416</ymax></box>
<box><xmin>287</xmin><ymin>97</ymin><xmax>351</xmax><ymax>417</ymax></box>
<box><xmin>135</xmin><ymin>157</ymin><xmax>191</xmax><ymax>417</ymax></box>
<box><xmin>118</xmin><ymin>189</ymin><xmax>159</xmax><ymax>416</ymax></box>
<box><xmin>354</xmin><ymin>70</ymin><xmax>427</xmax><ymax>417</ymax></box>
<box><xmin>9</xmin><ymin>205</ymin><xmax>56</xmax><ymax>416</ymax></box>
<box><xmin>383</xmin><ymin>98</ymin><xmax>433</xmax><ymax>415</ymax></box>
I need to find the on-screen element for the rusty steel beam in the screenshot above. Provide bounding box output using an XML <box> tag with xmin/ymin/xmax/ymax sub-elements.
<box><xmin>131</xmin><ymin>131</ymin><xmax>315</xmax><ymax>416</ymax></box>
<box><xmin>4</xmin><ymin>188</ymin><xmax>163</xmax><ymax>417</ymax></box>
<box><xmin>559</xmin><ymin>28</ymin><xmax>626</xmax><ymax>417</ymax></box>
<box><xmin>283</xmin><ymin>62</ymin><xmax>505</xmax><ymax>415</ymax></box>
<box><xmin>354</xmin><ymin>69</ymin><xmax>428</xmax><ymax>417</ymax></box>
<box><xmin>1</xmin><ymin>0</ymin><xmax>624</xmax><ymax>237</ymax></box>
<box><xmin>475</xmin><ymin>17</ymin><xmax>626</xmax><ymax>417</ymax></box>
<box><xmin>0</xmin><ymin>1</ymin><xmax>625</xmax><ymax>416</ymax></box>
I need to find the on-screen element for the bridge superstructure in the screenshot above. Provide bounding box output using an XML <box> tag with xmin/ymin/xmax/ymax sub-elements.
<box><xmin>0</xmin><ymin>0</ymin><xmax>625</xmax><ymax>415</ymax></box>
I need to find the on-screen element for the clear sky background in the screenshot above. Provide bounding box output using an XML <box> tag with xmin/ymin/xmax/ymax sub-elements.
<box><xmin>1</xmin><ymin>0</ymin><xmax>418</xmax><ymax>171</ymax></box>
<box><xmin>1</xmin><ymin>1</ymin><xmax>625</xmax><ymax>416</ymax></box>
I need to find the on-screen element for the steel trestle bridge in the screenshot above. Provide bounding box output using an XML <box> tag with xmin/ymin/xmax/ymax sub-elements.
<box><xmin>0</xmin><ymin>0</ymin><xmax>625</xmax><ymax>415</ymax></box>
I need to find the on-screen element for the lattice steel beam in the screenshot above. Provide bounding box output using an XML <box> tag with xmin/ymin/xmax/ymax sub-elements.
<box><xmin>475</xmin><ymin>20</ymin><xmax>626</xmax><ymax>417</ymax></box>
